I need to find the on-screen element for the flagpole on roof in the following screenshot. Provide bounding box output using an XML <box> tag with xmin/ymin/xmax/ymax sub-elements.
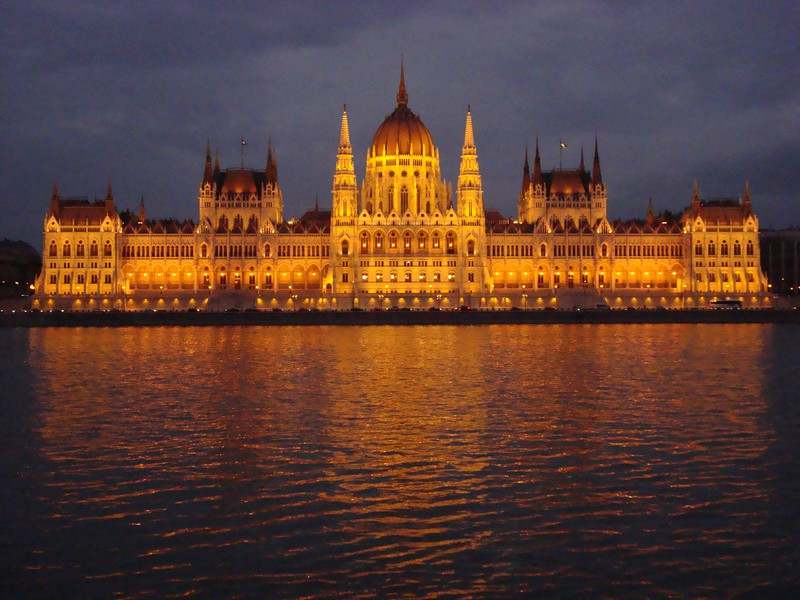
<box><xmin>559</xmin><ymin>139</ymin><xmax>567</xmax><ymax>170</ymax></box>
<box><xmin>241</xmin><ymin>137</ymin><xmax>247</xmax><ymax>169</ymax></box>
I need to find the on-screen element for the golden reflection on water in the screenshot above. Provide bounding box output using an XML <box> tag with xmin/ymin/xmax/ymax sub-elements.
<box><xmin>20</xmin><ymin>324</ymin><xmax>794</xmax><ymax>597</ymax></box>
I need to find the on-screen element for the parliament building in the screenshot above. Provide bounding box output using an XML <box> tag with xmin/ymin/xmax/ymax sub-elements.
<box><xmin>34</xmin><ymin>68</ymin><xmax>771</xmax><ymax>311</ymax></box>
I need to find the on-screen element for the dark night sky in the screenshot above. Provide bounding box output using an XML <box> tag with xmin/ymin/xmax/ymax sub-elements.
<box><xmin>2</xmin><ymin>1</ymin><xmax>798</xmax><ymax>248</ymax></box>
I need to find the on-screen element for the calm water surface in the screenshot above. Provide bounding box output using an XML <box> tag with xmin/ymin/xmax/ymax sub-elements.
<box><xmin>2</xmin><ymin>324</ymin><xmax>799</xmax><ymax>598</ymax></box>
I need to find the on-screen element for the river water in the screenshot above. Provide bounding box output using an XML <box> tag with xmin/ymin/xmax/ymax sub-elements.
<box><xmin>2</xmin><ymin>324</ymin><xmax>799</xmax><ymax>598</ymax></box>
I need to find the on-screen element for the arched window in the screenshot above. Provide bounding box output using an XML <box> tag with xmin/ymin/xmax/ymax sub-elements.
<box><xmin>103</xmin><ymin>241</ymin><xmax>112</xmax><ymax>257</ymax></box>
<box><xmin>376</xmin><ymin>272</ymin><xmax>383</xmax><ymax>282</ymax></box>
<box><xmin>540</xmin><ymin>242</ymin><xmax>547</xmax><ymax>257</ymax></box>
<box><xmin>265</xmin><ymin>268</ymin><xmax>273</xmax><ymax>287</ymax></box>
<box><xmin>600</xmin><ymin>243</ymin><xmax>608</xmax><ymax>258</ymax></box>
<box><xmin>264</xmin><ymin>243</ymin><xmax>271</xmax><ymax>257</ymax></box>
<box><xmin>201</xmin><ymin>244</ymin><xmax>208</xmax><ymax>258</ymax></box>
<box><xmin>467</xmin><ymin>239</ymin><xmax>475</xmax><ymax>255</ymax></box>
<box><xmin>76</xmin><ymin>241</ymin><xmax>85</xmax><ymax>257</ymax></box>
<box><xmin>341</xmin><ymin>239</ymin><xmax>349</xmax><ymax>255</ymax></box>
<box><xmin>708</xmin><ymin>241</ymin><xmax>716</xmax><ymax>256</ymax></box>
<box><xmin>446</xmin><ymin>232</ymin><xmax>456</xmax><ymax>254</ymax></box>
<box><xmin>403</xmin><ymin>231</ymin><xmax>412</xmax><ymax>253</ymax></box>
<box><xmin>746</xmin><ymin>240</ymin><xmax>754</xmax><ymax>256</ymax></box>
<box><xmin>360</xmin><ymin>232</ymin><xmax>370</xmax><ymax>253</ymax></box>
<box><xmin>418</xmin><ymin>231</ymin><xmax>427</xmax><ymax>249</ymax></box>
<box><xmin>389</xmin><ymin>231</ymin><xmax>398</xmax><ymax>249</ymax></box>
<box><xmin>695</xmin><ymin>241</ymin><xmax>703</xmax><ymax>256</ymax></box>
<box><xmin>733</xmin><ymin>240</ymin><xmax>742</xmax><ymax>256</ymax></box>
<box><xmin>537</xmin><ymin>267</ymin><xmax>545</xmax><ymax>287</ymax></box>
<box><xmin>63</xmin><ymin>241</ymin><xmax>71</xmax><ymax>257</ymax></box>
<box><xmin>432</xmin><ymin>232</ymin><xmax>441</xmax><ymax>249</ymax></box>
<box><xmin>375</xmin><ymin>232</ymin><xmax>384</xmax><ymax>250</ymax></box>
<box><xmin>390</xmin><ymin>272</ymin><xmax>397</xmax><ymax>282</ymax></box>
<box><xmin>49</xmin><ymin>241</ymin><xmax>57</xmax><ymax>257</ymax></box>
<box><xmin>400</xmin><ymin>186</ymin><xmax>409</xmax><ymax>214</ymax></box>
<box><xmin>721</xmin><ymin>240</ymin><xmax>729</xmax><ymax>256</ymax></box>
<box><xmin>90</xmin><ymin>241</ymin><xmax>98</xmax><ymax>257</ymax></box>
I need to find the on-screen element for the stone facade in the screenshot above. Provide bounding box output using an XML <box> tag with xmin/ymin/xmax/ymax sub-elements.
<box><xmin>34</xmin><ymin>70</ymin><xmax>771</xmax><ymax>311</ymax></box>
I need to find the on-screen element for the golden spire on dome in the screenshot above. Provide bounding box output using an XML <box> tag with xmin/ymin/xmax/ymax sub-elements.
<box><xmin>462</xmin><ymin>104</ymin><xmax>475</xmax><ymax>151</ymax></box>
<box><xmin>339</xmin><ymin>103</ymin><xmax>352</xmax><ymax>151</ymax></box>
<box><xmin>397</xmin><ymin>58</ymin><xmax>408</xmax><ymax>106</ymax></box>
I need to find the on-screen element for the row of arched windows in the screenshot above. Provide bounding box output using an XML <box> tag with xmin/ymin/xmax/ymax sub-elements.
<box><xmin>694</xmin><ymin>240</ymin><xmax>753</xmax><ymax>257</ymax></box>
<box><xmin>50</xmin><ymin>240</ymin><xmax>112</xmax><ymax>258</ymax></box>
<box><xmin>353</xmin><ymin>230</ymin><xmax>458</xmax><ymax>254</ymax></box>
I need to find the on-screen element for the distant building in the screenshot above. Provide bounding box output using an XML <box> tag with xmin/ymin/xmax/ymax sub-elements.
<box><xmin>0</xmin><ymin>239</ymin><xmax>41</xmax><ymax>299</ymax></box>
<box><xmin>33</xmin><ymin>67</ymin><xmax>771</xmax><ymax>311</ymax></box>
<box><xmin>760</xmin><ymin>229</ymin><xmax>800</xmax><ymax>296</ymax></box>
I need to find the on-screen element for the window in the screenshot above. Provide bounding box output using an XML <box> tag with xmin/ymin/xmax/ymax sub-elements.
<box><xmin>433</xmin><ymin>272</ymin><xmax>441</xmax><ymax>282</ymax></box>
<box><xmin>418</xmin><ymin>232</ymin><xmax>427</xmax><ymax>249</ymax></box>
<box><xmin>467</xmin><ymin>240</ymin><xmax>475</xmax><ymax>255</ymax></box>
<box><xmin>600</xmin><ymin>243</ymin><xmax>608</xmax><ymax>258</ymax></box>
<box><xmin>90</xmin><ymin>273</ymin><xmax>98</xmax><ymax>284</ymax></box>
<box><xmin>376</xmin><ymin>272</ymin><xmax>383</xmax><ymax>283</ymax></box>
<box><xmin>708</xmin><ymin>241</ymin><xmax>716</xmax><ymax>256</ymax></box>
<box><xmin>695</xmin><ymin>242</ymin><xmax>703</xmax><ymax>256</ymax></box>
<box><xmin>390</xmin><ymin>272</ymin><xmax>397</xmax><ymax>282</ymax></box>
<box><xmin>341</xmin><ymin>240</ymin><xmax>349</xmax><ymax>255</ymax></box>
<box><xmin>375</xmin><ymin>232</ymin><xmax>384</xmax><ymax>249</ymax></box>
<box><xmin>746</xmin><ymin>241</ymin><xmax>754</xmax><ymax>256</ymax></box>
<box><xmin>201</xmin><ymin>244</ymin><xmax>208</xmax><ymax>258</ymax></box>
<box><xmin>721</xmin><ymin>241</ymin><xmax>729</xmax><ymax>256</ymax></box>
<box><xmin>389</xmin><ymin>232</ymin><xmax>397</xmax><ymax>249</ymax></box>
<box><xmin>104</xmin><ymin>241</ymin><xmax>112</xmax><ymax>257</ymax></box>
<box><xmin>400</xmin><ymin>186</ymin><xmax>409</xmax><ymax>214</ymax></box>
<box><xmin>448</xmin><ymin>272</ymin><xmax>456</xmax><ymax>282</ymax></box>
<box><xmin>733</xmin><ymin>240</ymin><xmax>741</xmax><ymax>256</ymax></box>
<box><xmin>90</xmin><ymin>242</ymin><xmax>98</xmax><ymax>257</ymax></box>
<box><xmin>403</xmin><ymin>231</ymin><xmax>412</xmax><ymax>253</ymax></box>
<box><xmin>49</xmin><ymin>274</ymin><xmax>57</xmax><ymax>285</ymax></box>
<box><xmin>49</xmin><ymin>242</ymin><xmax>57</xmax><ymax>257</ymax></box>
<box><xmin>446</xmin><ymin>232</ymin><xmax>456</xmax><ymax>254</ymax></box>
<box><xmin>404</xmin><ymin>271</ymin><xmax>412</xmax><ymax>282</ymax></box>
<box><xmin>63</xmin><ymin>242</ymin><xmax>71</xmax><ymax>257</ymax></box>
<box><xmin>104</xmin><ymin>274</ymin><xmax>111</xmax><ymax>284</ymax></box>
<box><xmin>342</xmin><ymin>272</ymin><xmax>349</xmax><ymax>283</ymax></box>
<box><xmin>432</xmin><ymin>232</ymin><xmax>440</xmax><ymax>248</ymax></box>
<box><xmin>264</xmin><ymin>243</ymin><xmax>271</xmax><ymax>257</ymax></box>
<box><xmin>64</xmin><ymin>274</ymin><xmax>71</xmax><ymax>284</ymax></box>
<box><xmin>468</xmin><ymin>272</ymin><xmax>474</xmax><ymax>283</ymax></box>
<box><xmin>77</xmin><ymin>241</ymin><xmax>85</xmax><ymax>257</ymax></box>
<box><xmin>419</xmin><ymin>272</ymin><xmax>426</xmax><ymax>282</ymax></box>
<box><xmin>361</xmin><ymin>232</ymin><xmax>370</xmax><ymax>253</ymax></box>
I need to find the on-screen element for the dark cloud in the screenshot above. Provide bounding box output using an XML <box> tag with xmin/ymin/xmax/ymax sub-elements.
<box><xmin>2</xmin><ymin>0</ymin><xmax>799</xmax><ymax>247</ymax></box>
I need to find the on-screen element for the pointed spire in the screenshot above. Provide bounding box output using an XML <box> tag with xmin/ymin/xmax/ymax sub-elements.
<box><xmin>266</xmin><ymin>138</ymin><xmax>278</xmax><ymax>185</ymax></box>
<box><xmin>532</xmin><ymin>137</ymin><xmax>542</xmax><ymax>184</ymax></box>
<box><xmin>138</xmin><ymin>197</ymin><xmax>146</xmax><ymax>224</ymax></box>
<box><xmin>105</xmin><ymin>178</ymin><xmax>114</xmax><ymax>202</ymax></box>
<box><xmin>579</xmin><ymin>147</ymin><xmax>585</xmax><ymax>172</ymax></box>
<box><xmin>338</xmin><ymin>104</ymin><xmax>352</xmax><ymax>151</ymax></box>
<box><xmin>462</xmin><ymin>105</ymin><xmax>475</xmax><ymax>151</ymax></box>
<box><xmin>213</xmin><ymin>148</ymin><xmax>220</xmax><ymax>178</ymax></box>
<box><xmin>50</xmin><ymin>179</ymin><xmax>60</xmax><ymax>216</ymax></box>
<box><xmin>646</xmin><ymin>198</ymin><xmax>654</xmax><ymax>225</ymax></box>
<box><xmin>521</xmin><ymin>146</ymin><xmax>531</xmax><ymax>193</ymax></box>
<box><xmin>743</xmin><ymin>179</ymin><xmax>752</xmax><ymax>213</ymax></box>
<box><xmin>591</xmin><ymin>136</ymin><xmax>603</xmax><ymax>185</ymax></box>
<box><xmin>691</xmin><ymin>180</ymin><xmax>700</xmax><ymax>209</ymax></box>
<box><xmin>397</xmin><ymin>58</ymin><xmax>408</xmax><ymax>107</ymax></box>
<box><xmin>314</xmin><ymin>194</ymin><xmax>319</xmax><ymax>212</ymax></box>
<box><xmin>203</xmin><ymin>139</ymin><xmax>213</xmax><ymax>184</ymax></box>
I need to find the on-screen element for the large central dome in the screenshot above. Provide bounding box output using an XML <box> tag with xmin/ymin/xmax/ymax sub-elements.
<box><xmin>369</xmin><ymin>65</ymin><xmax>436</xmax><ymax>158</ymax></box>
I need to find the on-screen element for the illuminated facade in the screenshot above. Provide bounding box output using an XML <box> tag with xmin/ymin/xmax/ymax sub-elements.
<box><xmin>34</xmin><ymin>68</ymin><xmax>771</xmax><ymax>311</ymax></box>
